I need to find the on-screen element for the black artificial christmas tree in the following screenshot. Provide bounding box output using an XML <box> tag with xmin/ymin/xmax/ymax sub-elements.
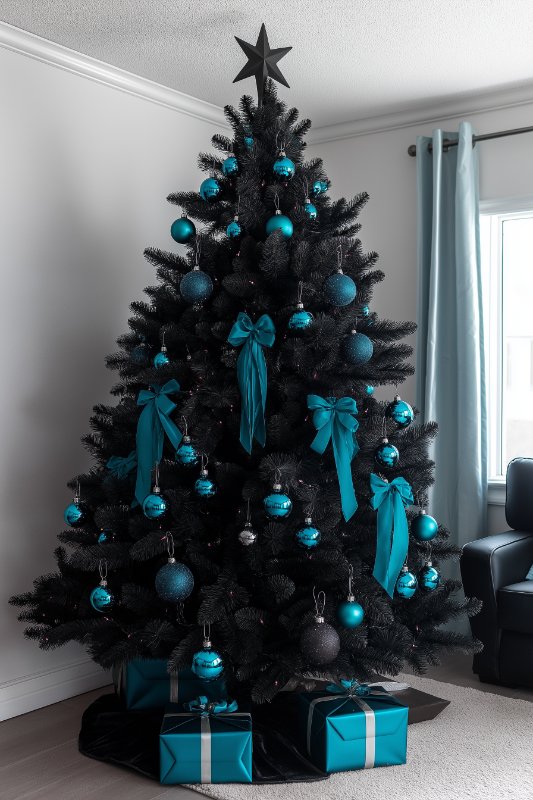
<box><xmin>11</xmin><ymin>28</ymin><xmax>480</xmax><ymax>706</ymax></box>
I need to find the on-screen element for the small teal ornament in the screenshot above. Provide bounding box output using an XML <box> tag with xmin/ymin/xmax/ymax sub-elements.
<box><xmin>361</xmin><ymin>305</ymin><xmax>370</xmax><ymax>317</ymax></box>
<box><xmin>222</xmin><ymin>155</ymin><xmax>238</xmax><ymax>176</ymax></box>
<box><xmin>336</xmin><ymin>567</ymin><xmax>364</xmax><ymax>628</ymax></box>
<box><xmin>199</xmin><ymin>177</ymin><xmax>221</xmax><ymax>201</ymax></box>
<box><xmin>323</xmin><ymin>271</ymin><xmax>357</xmax><ymax>306</ymax></box>
<box><xmin>266</xmin><ymin>209</ymin><xmax>293</xmax><ymax>239</ymax></box>
<box><xmin>226</xmin><ymin>215</ymin><xmax>242</xmax><ymax>238</ymax></box>
<box><xmin>90</xmin><ymin>560</ymin><xmax>114</xmax><ymax>612</ymax></box>
<box><xmin>192</xmin><ymin>635</ymin><xmax>224</xmax><ymax>681</ymax></box>
<box><xmin>97</xmin><ymin>529</ymin><xmax>114</xmax><ymax>544</ymax></box>
<box><xmin>153</xmin><ymin>345</ymin><xmax>170</xmax><ymax>369</ymax></box>
<box><xmin>244</xmin><ymin>134</ymin><xmax>254</xmax><ymax>150</ymax></box>
<box><xmin>273</xmin><ymin>152</ymin><xmax>295</xmax><ymax>179</ymax></box>
<box><xmin>396</xmin><ymin>565</ymin><xmax>418</xmax><ymax>599</ymax></box>
<box><xmin>131</xmin><ymin>342</ymin><xmax>148</xmax><ymax>365</ymax></box>
<box><xmin>366</xmin><ymin>385</ymin><xmax>375</xmax><ymax>395</ymax></box>
<box><xmin>142</xmin><ymin>486</ymin><xmax>167</xmax><ymax>519</ymax></box>
<box><xmin>412</xmin><ymin>510</ymin><xmax>438</xmax><ymax>541</ymax></box>
<box><xmin>288</xmin><ymin>305</ymin><xmax>314</xmax><ymax>331</ymax></box>
<box><xmin>419</xmin><ymin>561</ymin><xmax>440</xmax><ymax>592</ymax></box>
<box><xmin>171</xmin><ymin>214</ymin><xmax>196</xmax><ymax>244</ymax></box>
<box><xmin>264</xmin><ymin>480</ymin><xmax>292</xmax><ymax>518</ymax></box>
<box><xmin>194</xmin><ymin>458</ymin><xmax>216</xmax><ymax>498</ymax></box>
<box><xmin>155</xmin><ymin>535</ymin><xmax>194</xmax><ymax>603</ymax></box>
<box><xmin>295</xmin><ymin>517</ymin><xmax>321</xmax><ymax>549</ymax></box>
<box><xmin>374</xmin><ymin>438</ymin><xmax>400</xmax><ymax>468</ymax></box>
<box><xmin>176</xmin><ymin>435</ymin><xmax>199</xmax><ymax>467</ymax></box>
<box><xmin>180</xmin><ymin>267</ymin><xmax>213</xmax><ymax>305</ymax></box>
<box><xmin>386</xmin><ymin>395</ymin><xmax>414</xmax><ymax>429</ymax></box>
<box><xmin>343</xmin><ymin>331</ymin><xmax>373</xmax><ymax>365</ymax></box>
<box><xmin>64</xmin><ymin>496</ymin><xmax>87</xmax><ymax>527</ymax></box>
<box><xmin>311</xmin><ymin>179</ymin><xmax>328</xmax><ymax>195</ymax></box>
<box><xmin>304</xmin><ymin>198</ymin><xmax>318</xmax><ymax>220</ymax></box>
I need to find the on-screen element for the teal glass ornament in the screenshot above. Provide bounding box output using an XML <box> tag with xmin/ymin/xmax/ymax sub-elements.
<box><xmin>295</xmin><ymin>517</ymin><xmax>321</xmax><ymax>549</ymax></box>
<box><xmin>337</xmin><ymin>597</ymin><xmax>364</xmax><ymax>628</ymax></box>
<box><xmin>194</xmin><ymin>464</ymin><xmax>217</xmax><ymax>498</ymax></box>
<box><xmin>244</xmin><ymin>134</ymin><xmax>254</xmax><ymax>150</ymax></box>
<box><xmin>90</xmin><ymin>583</ymin><xmax>114</xmax><ymax>612</ymax></box>
<box><xmin>323</xmin><ymin>271</ymin><xmax>356</xmax><ymax>306</ymax></box>
<box><xmin>343</xmin><ymin>331</ymin><xmax>373</xmax><ymax>365</ymax></box>
<box><xmin>64</xmin><ymin>495</ymin><xmax>86</xmax><ymax>527</ymax></box>
<box><xmin>396</xmin><ymin>566</ymin><xmax>418</xmax><ymax>599</ymax></box>
<box><xmin>288</xmin><ymin>304</ymin><xmax>314</xmax><ymax>331</ymax></box>
<box><xmin>176</xmin><ymin>436</ymin><xmax>199</xmax><ymax>467</ymax></box>
<box><xmin>153</xmin><ymin>345</ymin><xmax>169</xmax><ymax>369</ymax></box>
<box><xmin>264</xmin><ymin>481</ymin><xmax>292</xmax><ymax>518</ymax></box>
<box><xmin>419</xmin><ymin>562</ymin><xmax>440</xmax><ymax>592</ymax></box>
<box><xmin>171</xmin><ymin>215</ymin><xmax>196</xmax><ymax>244</ymax></box>
<box><xmin>386</xmin><ymin>395</ymin><xmax>414</xmax><ymax>429</ymax></box>
<box><xmin>374</xmin><ymin>438</ymin><xmax>400</xmax><ymax>468</ymax></box>
<box><xmin>180</xmin><ymin>268</ymin><xmax>213</xmax><ymax>305</ymax></box>
<box><xmin>412</xmin><ymin>510</ymin><xmax>438</xmax><ymax>541</ymax></box>
<box><xmin>273</xmin><ymin>153</ymin><xmax>295</xmax><ymax>179</ymax></box>
<box><xmin>142</xmin><ymin>488</ymin><xmax>167</xmax><ymax>519</ymax></box>
<box><xmin>192</xmin><ymin>637</ymin><xmax>224</xmax><ymax>681</ymax></box>
<box><xmin>361</xmin><ymin>305</ymin><xmax>370</xmax><ymax>317</ymax></box>
<box><xmin>366</xmin><ymin>385</ymin><xmax>375</xmax><ymax>395</ymax></box>
<box><xmin>226</xmin><ymin>215</ymin><xmax>242</xmax><ymax>238</ymax></box>
<box><xmin>199</xmin><ymin>177</ymin><xmax>220</xmax><ymax>201</ymax></box>
<box><xmin>222</xmin><ymin>156</ymin><xmax>238</xmax><ymax>176</ymax></box>
<box><xmin>304</xmin><ymin>198</ymin><xmax>318</xmax><ymax>220</ymax></box>
<box><xmin>266</xmin><ymin>210</ymin><xmax>293</xmax><ymax>239</ymax></box>
<box><xmin>311</xmin><ymin>179</ymin><xmax>328</xmax><ymax>195</ymax></box>
<box><xmin>97</xmin><ymin>529</ymin><xmax>114</xmax><ymax>544</ymax></box>
<box><xmin>155</xmin><ymin>558</ymin><xmax>194</xmax><ymax>603</ymax></box>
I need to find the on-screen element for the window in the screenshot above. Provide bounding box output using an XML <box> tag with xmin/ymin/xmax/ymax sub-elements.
<box><xmin>480</xmin><ymin>200</ymin><xmax>533</xmax><ymax>484</ymax></box>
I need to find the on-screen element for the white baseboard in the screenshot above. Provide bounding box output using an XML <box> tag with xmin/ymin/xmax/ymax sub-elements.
<box><xmin>0</xmin><ymin>658</ymin><xmax>111</xmax><ymax>721</ymax></box>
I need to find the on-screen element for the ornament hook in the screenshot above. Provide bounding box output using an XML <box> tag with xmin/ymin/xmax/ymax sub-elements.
<box><xmin>166</xmin><ymin>532</ymin><xmax>175</xmax><ymax>559</ymax></box>
<box><xmin>297</xmin><ymin>280</ymin><xmax>303</xmax><ymax>305</ymax></box>
<box><xmin>181</xmin><ymin>416</ymin><xmax>188</xmax><ymax>437</ymax></box>
<box><xmin>154</xmin><ymin>461</ymin><xmax>160</xmax><ymax>489</ymax></box>
<box><xmin>98</xmin><ymin>559</ymin><xmax>108</xmax><ymax>582</ymax></box>
<box><xmin>313</xmin><ymin>586</ymin><xmax>326</xmax><ymax>618</ymax></box>
<box><xmin>348</xmin><ymin>564</ymin><xmax>354</xmax><ymax>596</ymax></box>
<box><xmin>336</xmin><ymin>244</ymin><xmax>343</xmax><ymax>272</ymax></box>
<box><xmin>274</xmin><ymin>193</ymin><xmax>280</xmax><ymax>212</ymax></box>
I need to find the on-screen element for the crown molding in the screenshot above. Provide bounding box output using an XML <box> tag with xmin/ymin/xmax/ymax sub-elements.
<box><xmin>0</xmin><ymin>21</ymin><xmax>227</xmax><ymax>127</ymax></box>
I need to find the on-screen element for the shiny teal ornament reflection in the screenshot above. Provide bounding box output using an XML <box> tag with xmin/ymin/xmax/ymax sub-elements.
<box><xmin>337</xmin><ymin>598</ymin><xmax>364</xmax><ymax>628</ymax></box>
<box><xmin>273</xmin><ymin>155</ymin><xmax>295</xmax><ymax>179</ymax></box>
<box><xmin>366</xmin><ymin>385</ymin><xmax>375</xmax><ymax>395</ymax></box>
<box><xmin>312</xmin><ymin>179</ymin><xmax>328</xmax><ymax>195</ymax></box>
<box><xmin>142</xmin><ymin>491</ymin><xmax>167</xmax><ymax>519</ymax></box>
<box><xmin>396</xmin><ymin>568</ymin><xmax>418</xmax><ymax>599</ymax></box>
<box><xmin>192</xmin><ymin>646</ymin><xmax>224</xmax><ymax>680</ymax></box>
<box><xmin>222</xmin><ymin>156</ymin><xmax>238</xmax><ymax>176</ymax></box>
<box><xmin>199</xmin><ymin>177</ymin><xmax>221</xmax><ymax>201</ymax></box>
<box><xmin>180</xmin><ymin>269</ymin><xmax>213</xmax><ymax>304</ymax></box>
<box><xmin>295</xmin><ymin>522</ymin><xmax>321</xmax><ymax>549</ymax></box>
<box><xmin>288</xmin><ymin>308</ymin><xmax>314</xmax><ymax>331</ymax></box>
<box><xmin>323</xmin><ymin>272</ymin><xmax>356</xmax><ymax>306</ymax></box>
<box><xmin>264</xmin><ymin>486</ymin><xmax>292</xmax><ymax>518</ymax></box>
<box><xmin>412</xmin><ymin>511</ymin><xmax>438</xmax><ymax>541</ymax></box>
<box><xmin>266</xmin><ymin>212</ymin><xmax>293</xmax><ymax>239</ymax></box>
<box><xmin>374</xmin><ymin>439</ymin><xmax>400</xmax><ymax>468</ymax></box>
<box><xmin>153</xmin><ymin>348</ymin><xmax>170</xmax><ymax>369</ymax></box>
<box><xmin>194</xmin><ymin>477</ymin><xmax>217</xmax><ymax>498</ymax></box>
<box><xmin>90</xmin><ymin>585</ymin><xmax>114</xmax><ymax>612</ymax></box>
<box><xmin>97</xmin><ymin>529</ymin><xmax>113</xmax><ymax>544</ymax></box>
<box><xmin>171</xmin><ymin>216</ymin><xmax>196</xmax><ymax>244</ymax></box>
<box><xmin>386</xmin><ymin>395</ymin><xmax>414</xmax><ymax>429</ymax></box>
<box><xmin>176</xmin><ymin>438</ymin><xmax>199</xmax><ymax>467</ymax></box>
<box><xmin>304</xmin><ymin>200</ymin><xmax>317</xmax><ymax>220</ymax></box>
<box><xmin>419</xmin><ymin>563</ymin><xmax>440</xmax><ymax>592</ymax></box>
<box><xmin>155</xmin><ymin>560</ymin><xmax>194</xmax><ymax>603</ymax></box>
<box><xmin>343</xmin><ymin>331</ymin><xmax>373</xmax><ymax>365</ymax></box>
<box><xmin>64</xmin><ymin>501</ymin><xmax>86</xmax><ymax>527</ymax></box>
<box><xmin>361</xmin><ymin>305</ymin><xmax>370</xmax><ymax>317</ymax></box>
<box><xmin>226</xmin><ymin>218</ymin><xmax>242</xmax><ymax>238</ymax></box>
<box><xmin>244</xmin><ymin>134</ymin><xmax>254</xmax><ymax>150</ymax></box>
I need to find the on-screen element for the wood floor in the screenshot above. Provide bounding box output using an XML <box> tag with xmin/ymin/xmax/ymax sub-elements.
<box><xmin>1</xmin><ymin>654</ymin><xmax>532</xmax><ymax>800</ymax></box>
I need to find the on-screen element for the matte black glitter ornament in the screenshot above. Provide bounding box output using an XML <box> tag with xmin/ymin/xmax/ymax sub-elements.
<box><xmin>299</xmin><ymin>589</ymin><xmax>340</xmax><ymax>665</ymax></box>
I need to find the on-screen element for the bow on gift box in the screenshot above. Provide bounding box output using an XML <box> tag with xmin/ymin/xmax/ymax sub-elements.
<box><xmin>134</xmin><ymin>380</ymin><xmax>183</xmax><ymax>506</ymax></box>
<box><xmin>185</xmin><ymin>696</ymin><xmax>239</xmax><ymax>715</ymax></box>
<box><xmin>227</xmin><ymin>312</ymin><xmax>276</xmax><ymax>454</ymax></box>
<box><xmin>307</xmin><ymin>395</ymin><xmax>359</xmax><ymax>521</ymax></box>
<box><xmin>370</xmin><ymin>472</ymin><xmax>414</xmax><ymax>598</ymax></box>
<box><xmin>106</xmin><ymin>451</ymin><xmax>137</xmax><ymax>479</ymax></box>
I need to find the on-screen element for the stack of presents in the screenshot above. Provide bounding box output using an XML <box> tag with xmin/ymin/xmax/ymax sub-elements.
<box><xmin>113</xmin><ymin>659</ymin><xmax>416</xmax><ymax>785</ymax></box>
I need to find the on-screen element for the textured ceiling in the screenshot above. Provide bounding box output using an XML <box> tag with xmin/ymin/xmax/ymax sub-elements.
<box><xmin>2</xmin><ymin>1</ymin><xmax>533</xmax><ymax>128</ymax></box>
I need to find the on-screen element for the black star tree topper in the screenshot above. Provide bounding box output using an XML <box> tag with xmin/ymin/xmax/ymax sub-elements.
<box><xmin>233</xmin><ymin>23</ymin><xmax>292</xmax><ymax>107</ymax></box>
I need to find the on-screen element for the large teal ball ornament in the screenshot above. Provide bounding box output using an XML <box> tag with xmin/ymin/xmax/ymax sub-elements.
<box><xmin>176</xmin><ymin>437</ymin><xmax>199</xmax><ymax>467</ymax></box>
<box><xmin>396</xmin><ymin>568</ymin><xmax>418</xmax><ymax>599</ymax></box>
<box><xmin>226</xmin><ymin>217</ymin><xmax>242</xmax><ymax>238</ymax></box>
<box><xmin>295</xmin><ymin>519</ymin><xmax>321</xmax><ymax>549</ymax></box>
<box><xmin>171</xmin><ymin>216</ymin><xmax>196</xmax><ymax>244</ymax></box>
<box><xmin>412</xmin><ymin>510</ymin><xmax>438</xmax><ymax>541</ymax></box>
<box><xmin>155</xmin><ymin>559</ymin><xmax>194</xmax><ymax>603</ymax></box>
<box><xmin>153</xmin><ymin>347</ymin><xmax>170</xmax><ymax>369</ymax></box>
<box><xmin>323</xmin><ymin>272</ymin><xmax>357</xmax><ymax>306</ymax></box>
<box><xmin>374</xmin><ymin>438</ymin><xmax>400</xmax><ymax>468</ymax></box>
<box><xmin>244</xmin><ymin>134</ymin><xmax>254</xmax><ymax>150</ymax></box>
<box><xmin>90</xmin><ymin>584</ymin><xmax>114</xmax><ymax>612</ymax></box>
<box><xmin>288</xmin><ymin>307</ymin><xmax>314</xmax><ymax>331</ymax></box>
<box><xmin>419</xmin><ymin>563</ymin><xmax>440</xmax><ymax>592</ymax></box>
<box><xmin>304</xmin><ymin>200</ymin><xmax>318</xmax><ymax>220</ymax></box>
<box><xmin>180</xmin><ymin>269</ymin><xmax>213</xmax><ymax>304</ymax></box>
<box><xmin>273</xmin><ymin>155</ymin><xmax>295</xmax><ymax>179</ymax></box>
<box><xmin>311</xmin><ymin>179</ymin><xmax>328</xmax><ymax>195</ymax></box>
<box><xmin>194</xmin><ymin>476</ymin><xmax>217</xmax><ymax>498</ymax></box>
<box><xmin>222</xmin><ymin>156</ymin><xmax>238</xmax><ymax>176</ymax></box>
<box><xmin>199</xmin><ymin>177</ymin><xmax>221</xmax><ymax>201</ymax></box>
<box><xmin>64</xmin><ymin>500</ymin><xmax>87</xmax><ymax>527</ymax></box>
<box><xmin>343</xmin><ymin>331</ymin><xmax>373</xmax><ymax>365</ymax></box>
<box><xmin>337</xmin><ymin>598</ymin><xmax>364</xmax><ymax>628</ymax></box>
<box><xmin>266</xmin><ymin>212</ymin><xmax>293</xmax><ymax>239</ymax></box>
<box><xmin>192</xmin><ymin>645</ymin><xmax>224</xmax><ymax>681</ymax></box>
<box><xmin>264</xmin><ymin>485</ymin><xmax>292</xmax><ymax>518</ymax></box>
<box><xmin>142</xmin><ymin>491</ymin><xmax>167</xmax><ymax>520</ymax></box>
<box><xmin>386</xmin><ymin>395</ymin><xmax>414</xmax><ymax>429</ymax></box>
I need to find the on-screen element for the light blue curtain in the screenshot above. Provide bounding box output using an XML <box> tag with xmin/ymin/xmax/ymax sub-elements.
<box><xmin>416</xmin><ymin>122</ymin><xmax>487</xmax><ymax>550</ymax></box>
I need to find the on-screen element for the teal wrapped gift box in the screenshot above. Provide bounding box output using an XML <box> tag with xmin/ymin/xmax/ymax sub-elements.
<box><xmin>299</xmin><ymin>686</ymin><xmax>408</xmax><ymax>773</ymax></box>
<box><xmin>160</xmin><ymin>705</ymin><xmax>253</xmax><ymax>784</ymax></box>
<box><xmin>113</xmin><ymin>659</ymin><xmax>226</xmax><ymax>710</ymax></box>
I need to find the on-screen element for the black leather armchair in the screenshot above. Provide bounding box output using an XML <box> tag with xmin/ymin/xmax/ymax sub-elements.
<box><xmin>461</xmin><ymin>457</ymin><xmax>533</xmax><ymax>687</ymax></box>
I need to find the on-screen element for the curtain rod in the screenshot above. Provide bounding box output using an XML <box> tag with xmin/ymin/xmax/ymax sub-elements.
<box><xmin>407</xmin><ymin>124</ymin><xmax>533</xmax><ymax>157</ymax></box>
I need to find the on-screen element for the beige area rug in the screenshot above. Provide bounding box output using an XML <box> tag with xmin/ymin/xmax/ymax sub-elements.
<box><xmin>186</xmin><ymin>673</ymin><xmax>533</xmax><ymax>800</ymax></box>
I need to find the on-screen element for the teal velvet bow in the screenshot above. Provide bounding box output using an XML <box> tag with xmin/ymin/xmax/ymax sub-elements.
<box><xmin>307</xmin><ymin>395</ymin><xmax>359</xmax><ymax>521</ymax></box>
<box><xmin>185</xmin><ymin>696</ymin><xmax>239</xmax><ymax>715</ymax></box>
<box><xmin>227</xmin><ymin>313</ymin><xmax>276</xmax><ymax>454</ymax></box>
<box><xmin>107</xmin><ymin>451</ymin><xmax>137</xmax><ymax>479</ymax></box>
<box><xmin>370</xmin><ymin>472</ymin><xmax>414</xmax><ymax>598</ymax></box>
<box><xmin>134</xmin><ymin>380</ymin><xmax>183</xmax><ymax>506</ymax></box>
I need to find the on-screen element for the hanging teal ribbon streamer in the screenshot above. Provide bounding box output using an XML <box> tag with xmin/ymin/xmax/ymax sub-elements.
<box><xmin>185</xmin><ymin>696</ymin><xmax>239</xmax><ymax>715</ymax></box>
<box><xmin>227</xmin><ymin>312</ymin><xmax>276</xmax><ymax>454</ymax></box>
<box><xmin>107</xmin><ymin>451</ymin><xmax>137</xmax><ymax>479</ymax></box>
<box><xmin>134</xmin><ymin>379</ymin><xmax>183</xmax><ymax>506</ymax></box>
<box><xmin>370</xmin><ymin>472</ymin><xmax>414</xmax><ymax>598</ymax></box>
<box><xmin>307</xmin><ymin>395</ymin><xmax>359</xmax><ymax>521</ymax></box>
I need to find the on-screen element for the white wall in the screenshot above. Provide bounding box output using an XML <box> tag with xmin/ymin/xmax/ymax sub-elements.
<box><xmin>309</xmin><ymin>101</ymin><xmax>533</xmax><ymax>536</ymax></box>
<box><xmin>0</xmin><ymin>43</ymin><xmax>218</xmax><ymax>720</ymax></box>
